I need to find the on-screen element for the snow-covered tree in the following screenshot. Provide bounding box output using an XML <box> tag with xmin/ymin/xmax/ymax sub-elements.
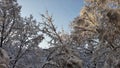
<box><xmin>0</xmin><ymin>0</ymin><xmax>44</xmax><ymax>68</ymax></box>
<box><xmin>71</xmin><ymin>0</ymin><xmax>120</xmax><ymax>68</ymax></box>
<box><xmin>0</xmin><ymin>0</ymin><xmax>21</xmax><ymax>47</ymax></box>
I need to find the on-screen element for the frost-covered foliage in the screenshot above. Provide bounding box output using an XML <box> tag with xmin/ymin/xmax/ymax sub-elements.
<box><xmin>0</xmin><ymin>0</ymin><xmax>44</xmax><ymax>68</ymax></box>
<box><xmin>0</xmin><ymin>0</ymin><xmax>120</xmax><ymax>68</ymax></box>
<box><xmin>41</xmin><ymin>45</ymin><xmax>82</xmax><ymax>68</ymax></box>
<box><xmin>71</xmin><ymin>0</ymin><xmax>120</xmax><ymax>68</ymax></box>
<box><xmin>39</xmin><ymin>12</ymin><xmax>83</xmax><ymax>68</ymax></box>
<box><xmin>0</xmin><ymin>0</ymin><xmax>21</xmax><ymax>47</ymax></box>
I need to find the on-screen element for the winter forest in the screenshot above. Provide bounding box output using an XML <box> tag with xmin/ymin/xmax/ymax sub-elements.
<box><xmin>0</xmin><ymin>0</ymin><xmax>120</xmax><ymax>68</ymax></box>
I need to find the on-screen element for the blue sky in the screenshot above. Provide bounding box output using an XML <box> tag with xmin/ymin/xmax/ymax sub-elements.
<box><xmin>18</xmin><ymin>0</ymin><xmax>84</xmax><ymax>48</ymax></box>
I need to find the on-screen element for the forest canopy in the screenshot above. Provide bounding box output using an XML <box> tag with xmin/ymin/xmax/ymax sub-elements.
<box><xmin>0</xmin><ymin>0</ymin><xmax>120</xmax><ymax>68</ymax></box>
